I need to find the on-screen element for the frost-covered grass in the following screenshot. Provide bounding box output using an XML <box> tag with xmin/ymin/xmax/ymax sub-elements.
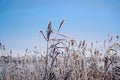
<box><xmin>0</xmin><ymin>21</ymin><xmax>120</xmax><ymax>80</ymax></box>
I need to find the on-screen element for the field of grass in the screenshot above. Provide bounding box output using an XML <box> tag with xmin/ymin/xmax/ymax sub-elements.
<box><xmin>0</xmin><ymin>21</ymin><xmax>120</xmax><ymax>80</ymax></box>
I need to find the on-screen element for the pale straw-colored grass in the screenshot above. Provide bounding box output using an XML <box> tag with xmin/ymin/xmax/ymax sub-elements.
<box><xmin>0</xmin><ymin>21</ymin><xmax>120</xmax><ymax>80</ymax></box>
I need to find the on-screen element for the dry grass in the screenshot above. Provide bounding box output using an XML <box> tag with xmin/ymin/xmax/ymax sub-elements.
<box><xmin>0</xmin><ymin>21</ymin><xmax>120</xmax><ymax>80</ymax></box>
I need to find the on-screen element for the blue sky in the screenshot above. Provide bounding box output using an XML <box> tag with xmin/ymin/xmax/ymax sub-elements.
<box><xmin>0</xmin><ymin>0</ymin><xmax>120</xmax><ymax>55</ymax></box>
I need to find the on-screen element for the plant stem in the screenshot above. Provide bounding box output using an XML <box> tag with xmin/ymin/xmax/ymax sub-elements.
<box><xmin>43</xmin><ymin>40</ymin><xmax>49</xmax><ymax>80</ymax></box>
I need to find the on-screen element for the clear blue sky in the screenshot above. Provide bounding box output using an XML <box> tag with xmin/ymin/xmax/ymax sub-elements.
<box><xmin>0</xmin><ymin>0</ymin><xmax>120</xmax><ymax>55</ymax></box>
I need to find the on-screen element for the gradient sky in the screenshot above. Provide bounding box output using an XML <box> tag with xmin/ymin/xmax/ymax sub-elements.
<box><xmin>0</xmin><ymin>0</ymin><xmax>120</xmax><ymax>56</ymax></box>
